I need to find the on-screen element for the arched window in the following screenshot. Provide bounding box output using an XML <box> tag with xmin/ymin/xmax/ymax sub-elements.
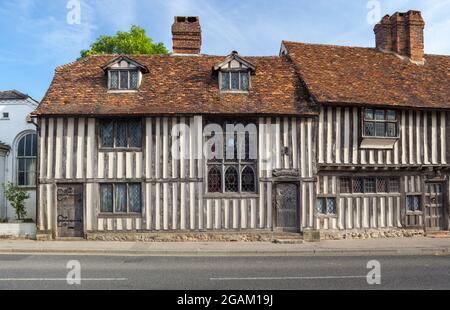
<box><xmin>17</xmin><ymin>132</ymin><xmax>37</xmax><ymax>187</ymax></box>
<box><xmin>225</xmin><ymin>166</ymin><xmax>239</xmax><ymax>192</ymax></box>
<box><xmin>241</xmin><ymin>166</ymin><xmax>256</xmax><ymax>192</ymax></box>
<box><xmin>208</xmin><ymin>166</ymin><xmax>222</xmax><ymax>193</ymax></box>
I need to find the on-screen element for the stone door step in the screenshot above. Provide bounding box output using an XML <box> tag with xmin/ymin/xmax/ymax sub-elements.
<box><xmin>272</xmin><ymin>238</ymin><xmax>304</xmax><ymax>244</ymax></box>
<box><xmin>426</xmin><ymin>231</ymin><xmax>450</xmax><ymax>238</ymax></box>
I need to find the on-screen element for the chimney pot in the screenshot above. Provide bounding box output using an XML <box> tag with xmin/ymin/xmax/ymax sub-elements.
<box><xmin>172</xmin><ymin>16</ymin><xmax>202</xmax><ymax>55</ymax></box>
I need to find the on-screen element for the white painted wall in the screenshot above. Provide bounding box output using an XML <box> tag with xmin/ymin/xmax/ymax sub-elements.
<box><xmin>0</xmin><ymin>97</ymin><xmax>38</xmax><ymax>221</ymax></box>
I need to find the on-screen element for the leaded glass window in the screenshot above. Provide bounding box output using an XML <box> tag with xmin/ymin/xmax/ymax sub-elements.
<box><xmin>225</xmin><ymin>166</ymin><xmax>239</xmax><ymax>192</ymax></box>
<box><xmin>100</xmin><ymin>184</ymin><xmax>113</xmax><ymax>213</ymax></box>
<box><xmin>17</xmin><ymin>133</ymin><xmax>37</xmax><ymax>187</ymax></box>
<box><xmin>130</xmin><ymin>71</ymin><xmax>139</xmax><ymax>89</ymax></box>
<box><xmin>128</xmin><ymin>184</ymin><xmax>142</xmax><ymax>213</ymax></box>
<box><xmin>119</xmin><ymin>71</ymin><xmax>129</xmax><ymax>90</ymax></box>
<box><xmin>100</xmin><ymin>183</ymin><xmax>142</xmax><ymax>214</ymax></box>
<box><xmin>208</xmin><ymin>166</ymin><xmax>222</xmax><ymax>193</ymax></box>
<box><xmin>100</xmin><ymin>122</ymin><xmax>114</xmax><ymax>148</ymax></box>
<box><xmin>353</xmin><ymin>178</ymin><xmax>364</xmax><ymax>193</ymax></box>
<box><xmin>241</xmin><ymin>166</ymin><xmax>256</xmax><ymax>192</ymax></box>
<box><xmin>316</xmin><ymin>198</ymin><xmax>337</xmax><ymax>215</ymax></box>
<box><xmin>340</xmin><ymin>178</ymin><xmax>351</xmax><ymax>193</ymax></box>
<box><xmin>407</xmin><ymin>195</ymin><xmax>422</xmax><ymax>212</ymax></box>
<box><xmin>110</xmin><ymin>71</ymin><xmax>119</xmax><ymax>89</ymax></box>
<box><xmin>115</xmin><ymin>184</ymin><xmax>127</xmax><ymax>213</ymax></box>
<box><xmin>231</xmin><ymin>72</ymin><xmax>240</xmax><ymax>90</ymax></box>
<box><xmin>388</xmin><ymin>178</ymin><xmax>400</xmax><ymax>193</ymax></box>
<box><xmin>100</xmin><ymin>120</ymin><xmax>142</xmax><ymax>149</ymax></box>
<box><xmin>206</xmin><ymin>120</ymin><xmax>257</xmax><ymax>194</ymax></box>
<box><xmin>327</xmin><ymin>198</ymin><xmax>337</xmax><ymax>215</ymax></box>
<box><xmin>364</xmin><ymin>178</ymin><xmax>376</xmax><ymax>193</ymax></box>
<box><xmin>129</xmin><ymin>122</ymin><xmax>142</xmax><ymax>148</ymax></box>
<box><xmin>376</xmin><ymin>178</ymin><xmax>388</xmax><ymax>193</ymax></box>
<box><xmin>116</xmin><ymin>122</ymin><xmax>128</xmax><ymax>147</ymax></box>
<box><xmin>363</xmin><ymin>108</ymin><xmax>399</xmax><ymax>138</ymax></box>
<box><xmin>109</xmin><ymin>70</ymin><xmax>139</xmax><ymax>90</ymax></box>
<box><xmin>219</xmin><ymin>71</ymin><xmax>251</xmax><ymax>92</ymax></box>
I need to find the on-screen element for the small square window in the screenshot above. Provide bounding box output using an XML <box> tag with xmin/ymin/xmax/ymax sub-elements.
<box><xmin>407</xmin><ymin>196</ymin><xmax>422</xmax><ymax>212</ymax></box>
<box><xmin>386</xmin><ymin>110</ymin><xmax>397</xmax><ymax>121</ymax></box>
<box><xmin>386</xmin><ymin>123</ymin><xmax>397</xmax><ymax>137</ymax></box>
<box><xmin>375</xmin><ymin>123</ymin><xmax>385</xmax><ymax>137</ymax></box>
<box><xmin>364</xmin><ymin>122</ymin><xmax>375</xmax><ymax>136</ymax></box>
<box><xmin>2</xmin><ymin>112</ymin><xmax>10</xmax><ymax>119</ymax></box>
<box><xmin>364</xmin><ymin>109</ymin><xmax>374</xmax><ymax>120</ymax></box>
<box><xmin>316</xmin><ymin>198</ymin><xmax>337</xmax><ymax>215</ymax></box>
<box><xmin>375</xmin><ymin>110</ymin><xmax>385</xmax><ymax>120</ymax></box>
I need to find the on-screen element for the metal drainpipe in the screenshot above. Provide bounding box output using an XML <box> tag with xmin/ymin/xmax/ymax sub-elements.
<box><xmin>4</xmin><ymin>149</ymin><xmax>10</xmax><ymax>220</ymax></box>
<box><xmin>30</xmin><ymin>115</ymin><xmax>39</xmax><ymax>229</ymax></box>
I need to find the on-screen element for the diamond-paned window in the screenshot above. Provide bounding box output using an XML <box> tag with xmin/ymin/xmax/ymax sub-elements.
<box><xmin>100</xmin><ymin>184</ymin><xmax>113</xmax><ymax>213</ymax></box>
<box><xmin>377</xmin><ymin>178</ymin><xmax>388</xmax><ymax>193</ymax></box>
<box><xmin>129</xmin><ymin>122</ymin><xmax>142</xmax><ymax>148</ymax></box>
<box><xmin>316</xmin><ymin>198</ymin><xmax>337</xmax><ymax>215</ymax></box>
<box><xmin>220</xmin><ymin>71</ymin><xmax>251</xmax><ymax>92</ymax></box>
<box><xmin>130</xmin><ymin>71</ymin><xmax>139</xmax><ymax>89</ymax></box>
<box><xmin>241</xmin><ymin>166</ymin><xmax>256</xmax><ymax>192</ymax></box>
<box><xmin>353</xmin><ymin>178</ymin><xmax>364</xmax><ymax>193</ymax></box>
<box><xmin>208</xmin><ymin>166</ymin><xmax>222</xmax><ymax>193</ymax></box>
<box><xmin>116</xmin><ymin>122</ymin><xmax>128</xmax><ymax>148</ymax></box>
<box><xmin>110</xmin><ymin>71</ymin><xmax>119</xmax><ymax>89</ymax></box>
<box><xmin>327</xmin><ymin>198</ymin><xmax>337</xmax><ymax>215</ymax></box>
<box><xmin>115</xmin><ymin>184</ymin><xmax>127</xmax><ymax>213</ymax></box>
<box><xmin>225</xmin><ymin>166</ymin><xmax>239</xmax><ymax>193</ymax></box>
<box><xmin>100</xmin><ymin>122</ymin><xmax>114</xmax><ymax>148</ymax></box>
<box><xmin>407</xmin><ymin>196</ymin><xmax>422</xmax><ymax>212</ymax></box>
<box><xmin>128</xmin><ymin>184</ymin><xmax>142</xmax><ymax>213</ymax></box>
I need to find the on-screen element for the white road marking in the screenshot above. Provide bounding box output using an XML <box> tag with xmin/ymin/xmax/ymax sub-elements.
<box><xmin>210</xmin><ymin>276</ymin><xmax>368</xmax><ymax>281</ymax></box>
<box><xmin>0</xmin><ymin>278</ymin><xmax>128</xmax><ymax>282</ymax></box>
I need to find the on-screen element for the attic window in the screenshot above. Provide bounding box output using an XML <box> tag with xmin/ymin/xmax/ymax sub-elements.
<box><xmin>219</xmin><ymin>71</ymin><xmax>250</xmax><ymax>92</ymax></box>
<box><xmin>109</xmin><ymin>70</ymin><xmax>139</xmax><ymax>90</ymax></box>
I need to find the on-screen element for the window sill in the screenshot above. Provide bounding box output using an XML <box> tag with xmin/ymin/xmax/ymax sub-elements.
<box><xmin>406</xmin><ymin>211</ymin><xmax>423</xmax><ymax>216</ymax></box>
<box><xmin>204</xmin><ymin>193</ymin><xmax>259</xmax><ymax>199</ymax></box>
<box><xmin>99</xmin><ymin>147</ymin><xmax>143</xmax><ymax>153</ymax></box>
<box><xmin>360</xmin><ymin>137</ymin><xmax>399</xmax><ymax>150</ymax></box>
<box><xmin>316</xmin><ymin>214</ymin><xmax>338</xmax><ymax>219</ymax></box>
<box><xmin>220</xmin><ymin>90</ymin><xmax>250</xmax><ymax>95</ymax></box>
<box><xmin>107</xmin><ymin>90</ymin><xmax>139</xmax><ymax>94</ymax></box>
<box><xmin>98</xmin><ymin>213</ymin><xmax>142</xmax><ymax>218</ymax></box>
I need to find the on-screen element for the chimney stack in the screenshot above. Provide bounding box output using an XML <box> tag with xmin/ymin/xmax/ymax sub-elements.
<box><xmin>374</xmin><ymin>10</ymin><xmax>425</xmax><ymax>62</ymax></box>
<box><xmin>172</xmin><ymin>16</ymin><xmax>202</xmax><ymax>55</ymax></box>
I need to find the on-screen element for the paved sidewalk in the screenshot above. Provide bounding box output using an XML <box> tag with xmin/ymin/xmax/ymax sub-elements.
<box><xmin>0</xmin><ymin>237</ymin><xmax>449</xmax><ymax>256</ymax></box>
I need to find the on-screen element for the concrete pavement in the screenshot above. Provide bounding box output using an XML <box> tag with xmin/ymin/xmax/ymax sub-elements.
<box><xmin>0</xmin><ymin>237</ymin><xmax>449</xmax><ymax>256</ymax></box>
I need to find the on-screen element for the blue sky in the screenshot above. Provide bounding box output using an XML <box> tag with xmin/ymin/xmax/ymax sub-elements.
<box><xmin>0</xmin><ymin>0</ymin><xmax>449</xmax><ymax>101</ymax></box>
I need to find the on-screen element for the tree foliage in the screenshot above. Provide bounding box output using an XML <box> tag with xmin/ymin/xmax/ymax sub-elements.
<box><xmin>4</xmin><ymin>182</ymin><xmax>30</xmax><ymax>221</ymax></box>
<box><xmin>80</xmin><ymin>25</ymin><xmax>168</xmax><ymax>58</ymax></box>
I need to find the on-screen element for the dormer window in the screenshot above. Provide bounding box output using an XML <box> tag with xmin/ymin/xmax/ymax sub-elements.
<box><xmin>109</xmin><ymin>70</ymin><xmax>139</xmax><ymax>90</ymax></box>
<box><xmin>220</xmin><ymin>71</ymin><xmax>250</xmax><ymax>92</ymax></box>
<box><xmin>214</xmin><ymin>51</ymin><xmax>256</xmax><ymax>93</ymax></box>
<box><xmin>102</xmin><ymin>56</ymin><xmax>149</xmax><ymax>92</ymax></box>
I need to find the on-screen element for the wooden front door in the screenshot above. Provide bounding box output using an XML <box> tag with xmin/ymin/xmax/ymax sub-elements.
<box><xmin>424</xmin><ymin>182</ymin><xmax>446</xmax><ymax>231</ymax></box>
<box><xmin>57</xmin><ymin>185</ymin><xmax>84</xmax><ymax>238</ymax></box>
<box><xmin>275</xmin><ymin>183</ymin><xmax>299</xmax><ymax>232</ymax></box>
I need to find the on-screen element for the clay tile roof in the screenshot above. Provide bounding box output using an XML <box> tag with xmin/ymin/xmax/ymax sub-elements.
<box><xmin>283</xmin><ymin>41</ymin><xmax>450</xmax><ymax>109</ymax></box>
<box><xmin>0</xmin><ymin>90</ymin><xmax>29</xmax><ymax>100</ymax></box>
<box><xmin>35</xmin><ymin>54</ymin><xmax>316</xmax><ymax>116</ymax></box>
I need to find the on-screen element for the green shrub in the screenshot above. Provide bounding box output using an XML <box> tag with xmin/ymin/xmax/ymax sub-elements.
<box><xmin>3</xmin><ymin>182</ymin><xmax>30</xmax><ymax>221</ymax></box>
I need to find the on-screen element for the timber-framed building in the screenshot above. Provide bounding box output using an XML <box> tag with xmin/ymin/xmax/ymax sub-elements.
<box><xmin>34</xmin><ymin>12</ymin><xmax>450</xmax><ymax>240</ymax></box>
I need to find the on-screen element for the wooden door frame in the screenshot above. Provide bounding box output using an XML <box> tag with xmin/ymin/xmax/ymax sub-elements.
<box><xmin>423</xmin><ymin>179</ymin><xmax>448</xmax><ymax>232</ymax></box>
<box><xmin>55</xmin><ymin>183</ymin><xmax>85</xmax><ymax>239</ymax></box>
<box><xmin>273</xmin><ymin>180</ymin><xmax>301</xmax><ymax>233</ymax></box>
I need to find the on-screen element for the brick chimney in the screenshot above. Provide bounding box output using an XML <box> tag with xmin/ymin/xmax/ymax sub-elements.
<box><xmin>374</xmin><ymin>10</ymin><xmax>425</xmax><ymax>62</ymax></box>
<box><xmin>172</xmin><ymin>16</ymin><xmax>202</xmax><ymax>55</ymax></box>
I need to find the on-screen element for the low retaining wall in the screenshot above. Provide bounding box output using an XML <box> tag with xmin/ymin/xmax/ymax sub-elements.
<box><xmin>0</xmin><ymin>223</ymin><xmax>37</xmax><ymax>240</ymax></box>
<box><xmin>320</xmin><ymin>229</ymin><xmax>425</xmax><ymax>241</ymax></box>
<box><xmin>87</xmin><ymin>232</ymin><xmax>286</xmax><ymax>242</ymax></box>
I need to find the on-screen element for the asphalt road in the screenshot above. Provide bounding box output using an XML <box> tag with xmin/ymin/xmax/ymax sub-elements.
<box><xmin>0</xmin><ymin>254</ymin><xmax>449</xmax><ymax>290</ymax></box>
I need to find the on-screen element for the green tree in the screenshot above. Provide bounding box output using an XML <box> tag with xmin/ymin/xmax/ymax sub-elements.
<box><xmin>3</xmin><ymin>182</ymin><xmax>30</xmax><ymax>221</ymax></box>
<box><xmin>80</xmin><ymin>25</ymin><xmax>168</xmax><ymax>58</ymax></box>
